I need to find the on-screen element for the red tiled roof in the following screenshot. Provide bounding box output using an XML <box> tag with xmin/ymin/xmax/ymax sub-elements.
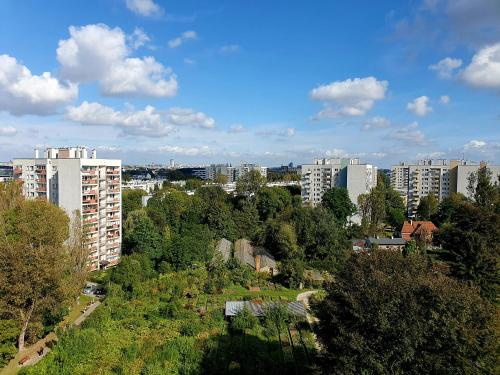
<box><xmin>401</xmin><ymin>221</ymin><xmax>437</xmax><ymax>241</ymax></box>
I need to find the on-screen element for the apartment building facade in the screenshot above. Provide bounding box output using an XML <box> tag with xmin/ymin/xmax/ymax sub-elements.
<box><xmin>300</xmin><ymin>158</ymin><xmax>377</xmax><ymax>222</ymax></box>
<box><xmin>391</xmin><ymin>159</ymin><xmax>500</xmax><ymax>217</ymax></box>
<box><xmin>13</xmin><ymin>147</ymin><xmax>121</xmax><ymax>271</ymax></box>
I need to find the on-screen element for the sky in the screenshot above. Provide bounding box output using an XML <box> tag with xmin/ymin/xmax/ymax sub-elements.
<box><xmin>0</xmin><ymin>0</ymin><xmax>499</xmax><ymax>167</ymax></box>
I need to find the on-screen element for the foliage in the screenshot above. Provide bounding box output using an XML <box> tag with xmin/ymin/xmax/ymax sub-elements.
<box><xmin>315</xmin><ymin>251</ymin><xmax>498</xmax><ymax>374</ymax></box>
<box><xmin>121</xmin><ymin>189</ymin><xmax>146</xmax><ymax>222</ymax></box>
<box><xmin>263</xmin><ymin>304</ymin><xmax>289</xmax><ymax>337</ymax></box>
<box><xmin>467</xmin><ymin>167</ymin><xmax>499</xmax><ymax>211</ymax></box>
<box><xmin>321</xmin><ymin>187</ymin><xmax>356</xmax><ymax>224</ymax></box>
<box><xmin>0</xmin><ymin>199</ymin><xmax>78</xmax><ymax>351</ymax></box>
<box><xmin>185</xmin><ymin>178</ymin><xmax>203</xmax><ymax>191</ymax></box>
<box><xmin>255</xmin><ymin>187</ymin><xmax>292</xmax><ymax>221</ymax></box>
<box><xmin>0</xmin><ymin>319</ymin><xmax>17</xmax><ymax>367</ymax></box>
<box><xmin>231</xmin><ymin>306</ymin><xmax>258</xmax><ymax>333</ymax></box>
<box><xmin>416</xmin><ymin>194</ymin><xmax>439</xmax><ymax>220</ymax></box>
<box><xmin>123</xmin><ymin>215</ymin><xmax>164</xmax><ymax>263</ymax></box>
<box><xmin>165</xmin><ymin>224</ymin><xmax>214</xmax><ymax>270</ymax></box>
<box><xmin>236</xmin><ymin>170</ymin><xmax>266</xmax><ymax>197</ymax></box>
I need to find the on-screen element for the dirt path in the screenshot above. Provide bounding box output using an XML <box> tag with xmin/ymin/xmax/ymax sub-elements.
<box><xmin>296</xmin><ymin>291</ymin><xmax>322</xmax><ymax>352</ymax></box>
<box><xmin>0</xmin><ymin>300</ymin><xmax>101</xmax><ymax>375</ymax></box>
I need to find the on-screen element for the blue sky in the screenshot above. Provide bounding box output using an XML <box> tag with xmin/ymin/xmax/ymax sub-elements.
<box><xmin>0</xmin><ymin>0</ymin><xmax>499</xmax><ymax>167</ymax></box>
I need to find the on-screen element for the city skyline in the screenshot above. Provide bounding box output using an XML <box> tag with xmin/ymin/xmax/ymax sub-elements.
<box><xmin>1</xmin><ymin>0</ymin><xmax>499</xmax><ymax>167</ymax></box>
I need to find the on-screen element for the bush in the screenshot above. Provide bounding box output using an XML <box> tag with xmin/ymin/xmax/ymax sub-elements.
<box><xmin>231</xmin><ymin>306</ymin><xmax>258</xmax><ymax>333</ymax></box>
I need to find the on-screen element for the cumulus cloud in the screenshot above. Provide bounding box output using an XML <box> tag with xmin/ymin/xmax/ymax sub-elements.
<box><xmin>390</xmin><ymin>122</ymin><xmax>426</xmax><ymax>145</ymax></box>
<box><xmin>159</xmin><ymin>145</ymin><xmax>214</xmax><ymax>156</ymax></box>
<box><xmin>125</xmin><ymin>0</ymin><xmax>162</xmax><ymax>17</ymax></box>
<box><xmin>310</xmin><ymin>77</ymin><xmax>388</xmax><ymax>118</ymax></box>
<box><xmin>0</xmin><ymin>126</ymin><xmax>17</xmax><ymax>136</ymax></box>
<box><xmin>127</xmin><ymin>27</ymin><xmax>150</xmax><ymax>49</ymax></box>
<box><xmin>57</xmin><ymin>24</ymin><xmax>177</xmax><ymax>98</ymax></box>
<box><xmin>461</xmin><ymin>43</ymin><xmax>500</xmax><ymax>89</ymax></box>
<box><xmin>0</xmin><ymin>54</ymin><xmax>77</xmax><ymax>116</ymax></box>
<box><xmin>407</xmin><ymin>96</ymin><xmax>433</xmax><ymax>116</ymax></box>
<box><xmin>66</xmin><ymin>101</ymin><xmax>215</xmax><ymax>137</ymax></box>
<box><xmin>165</xmin><ymin>107</ymin><xmax>215</xmax><ymax>129</ymax></box>
<box><xmin>439</xmin><ymin>95</ymin><xmax>450</xmax><ymax>104</ymax></box>
<box><xmin>184</xmin><ymin>58</ymin><xmax>196</xmax><ymax>65</ymax></box>
<box><xmin>168</xmin><ymin>31</ymin><xmax>197</xmax><ymax>49</ymax></box>
<box><xmin>325</xmin><ymin>148</ymin><xmax>348</xmax><ymax>158</ymax></box>
<box><xmin>416</xmin><ymin>151</ymin><xmax>446</xmax><ymax>159</ymax></box>
<box><xmin>228</xmin><ymin>124</ymin><xmax>246</xmax><ymax>133</ymax></box>
<box><xmin>429</xmin><ymin>57</ymin><xmax>462</xmax><ymax>79</ymax></box>
<box><xmin>256</xmin><ymin>127</ymin><xmax>296</xmax><ymax>138</ymax></box>
<box><xmin>464</xmin><ymin>139</ymin><xmax>487</xmax><ymax>150</ymax></box>
<box><xmin>362</xmin><ymin>116</ymin><xmax>391</xmax><ymax>130</ymax></box>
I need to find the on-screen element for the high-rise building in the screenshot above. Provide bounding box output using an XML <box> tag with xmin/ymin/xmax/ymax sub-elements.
<box><xmin>234</xmin><ymin>164</ymin><xmax>268</xmax><ymax>180</ymax></box>
<box><xmin>391</xmin><ymin>159</ymin><xmax>500</xmax><ymax>217</ymax></box>
<box><xmin>300</xmin><ymin>158</ymin><xmax>377</xmax><ymax>222</ymax></box>
<box><xmin>13</xmin><ymin>146</ymin><xmax>122</xmax><ymax>270</ymax></box>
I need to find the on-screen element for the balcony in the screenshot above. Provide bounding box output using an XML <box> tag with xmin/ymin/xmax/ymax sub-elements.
<box><xmin>107</xmin><ymin>188</ymin><xmax>120</xmax><ymax>193</ymax></box>
<box><xmin>82</xmin><ymin>179</ymin><xmax>98</xmax><ymax>185</ymax></box>
<box><xmin>83</xmin><ymin>208</ymin><xmax>97</xmax><ymax>214</ymax></box>
<box><xmin>106</xmin><ymin>169</ymin><xmax>120</xmax><ymax>175</ymax></box>
<box><xmin>82</xmin><ymin>198</ymin><xmax>97</xmax><ymax>204</ymax></box>
<box><xmin>81</xmin><ymin>169</ymin><xmax>97</xmax><ymax>175</ymax></box>
<box><xmin>83</xmin><ymin>189</ymin><xmax>97</xmax><ymax>195</ymax></box>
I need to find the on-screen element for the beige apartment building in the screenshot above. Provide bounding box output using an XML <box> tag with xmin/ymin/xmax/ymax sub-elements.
<box><xmin>13</xmin><ymin>146</ymin><xmax>121</xmax><ymax>271</ymax></box>
<box><xmin>391</xmin><ymin>159</ymin><xmax>500</xmax><ymax>217</ymax></box>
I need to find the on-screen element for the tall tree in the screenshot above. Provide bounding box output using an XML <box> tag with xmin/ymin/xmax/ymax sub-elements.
<box><xmin>236</xmin><ymin>170</ymin><xmax>266</xmax><ymax>197</ymax></box>
<box><xmin>0</xmin><ymin>200</ymin><xmax>74</xmax><ymax>351</ymax></box>
<box><xmin>416</xmin><ymin>194</ymin><xmax>438</xmax><ymax>220</ymax></box>
<box><xmin>467</xmin><ymin>167</ymin><xmax>499</xmax><ymax>211</ymax></box>
<box><xmin>321</xmin><ymin>187</ymin><xmax>356</xmax><ymax>224</ymax></box>
<box><xmin>256</xmin><ymin>187</ymin><xmax>292</xmax><ymax>221</ymax></box>
<box><xmin>315</xmin><ymin>251</ymin><xmax>497</xmax><ymax>374</ymax></box>
<box><xmin>121</xmin><ymin>189</ymin><xmax>146</xmax><ymax>222</ymax></box>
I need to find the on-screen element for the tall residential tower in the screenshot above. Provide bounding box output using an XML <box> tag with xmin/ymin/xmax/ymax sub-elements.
<box><xmin>13</xmin><ymin>146</ymin><xmax>122</xmax><ymax>270</ymax></box>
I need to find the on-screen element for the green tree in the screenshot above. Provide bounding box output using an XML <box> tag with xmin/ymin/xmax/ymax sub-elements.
<box><xmin>263</xmin><ymin>304</ymin><xmax>289</xmax><ymax>337</ymax></box>
<box><xmin>416</xmin><ymin>194</ymin><xmax>438</xmax><ymax>220</ymax></box>
<box><xmin>233</xmin><ymin>199</ymin><xmax>263</xmax><ymax>241</ymax></box>
<box><xmin>0</xmin><ymin>319</ymin><xmax>18</xmax><ymax>366</ymax></box>
<box><xmin>110</xmin><ymin>253</ymin><xmax>156</xmax><ymax>295</ymax></box>
<box><xmin>315</xmin><ymin>251</ymin><xmax>497</xmax><ymax>374</ymax></box>
<box><xmin>123</xmin><ymin>216</ymin><xmax>164</xmax><ymax>263</ymax></box>
<box><xmin>0</xmin><ymin>199</ymin><xmax>74</xmax><ymax>351</ymax></box>
<box><xmin>255</xmin><ymin>187</ymin><xmax>292</xmax><ymax>221</ymax></box>
<box><xmin>231</xmin><ymin>306</ymin><xmax>258</xmax><ymax>333</ymax></box>
<box><xmin>236</xmin><ymin>170</ymin><xmax>266</xmax><ymax>197</ymax></box>
<box><xmin>166</xmin><ymin>224</ymin><xmax>215</xmax><ymax>270</ymax></box>
<box><xmin>467</xmin><ymin>167</ymin><xmax>499</xmax><ymax>211</ymax></box>
<box><xmin>213</xmin><ymin>173</ymin><xmax>229</xmax><ymax>185</ymax></box>
<box><xmin>321</xmin><ymin>187</ymin><xmax>356</xmax><ymax>224</ymax></box>
<box><xmin>434</xmin><ymin>202</ymin><xmax>499</xmax><ymax>301</ymax></box>
<box><xmin>185</xmin><ymin>178</ymin><xmax>203</xmax><ymax>191</ymax></box>
<box><xmin>146</xmin><ymin>189</ymin><xmax>190</xmax><ymax>231</ymax></box>
<box><xmin>431</xmin><ymin>192</ymin><xmax>467</xmax><ymax>226</ymax></box>
<box><xmin>121</xmin><ymin>189</ymin><xmax>146</xmax><ymax>222</ymax></box>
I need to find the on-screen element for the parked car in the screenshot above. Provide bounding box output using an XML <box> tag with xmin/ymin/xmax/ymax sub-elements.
<box><xmin>83</xmin><ymin>285</ymin><xmax>93</xmax><ymax>294</ymax></box>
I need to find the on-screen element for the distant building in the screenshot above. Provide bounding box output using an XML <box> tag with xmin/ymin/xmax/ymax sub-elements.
<box><xmin>234</xmin><ymin>164</ymin><xmax>268</xmax><ymax>180</ymax></box>
<box><xmin>0</xmin><ymin>162</ymin><xmax>13</xmax><ymax>182</ymax></box>
<box><xmin>391</xmin><ymin>159</ymin><xmax>500</xmax><ymax>217</ymax></box>
<box><xmin>300</xmin><ymin>158</ymin><xmax>377</xmax><ymax>223</ymax></box>
<box><xmin>13</xmin><ymin>147</ymin><xmax>121</xmax><ymax>270</ymax></box>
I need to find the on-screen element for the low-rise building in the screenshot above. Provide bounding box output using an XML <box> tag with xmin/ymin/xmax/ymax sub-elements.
<box><xmin>401</xmin><ymin>220</ymin><xmax>437</xmax><ymax>243</ymax></box>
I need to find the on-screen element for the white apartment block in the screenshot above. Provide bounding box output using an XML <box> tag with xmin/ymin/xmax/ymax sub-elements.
<box><xmin>391</xmin><ymin>159</ymin><xmax>500</xmax><ymax>217</ymax></box>
<box><xmin>300</xmin><ymin>158</ymin><xmax>377</xmax><ymax>222</ymax></box>
<box><xmin>206</xmin><ymin>164</ymin><xmax>236</xmax><ymax>183</ymax></box>
<box><xmin>234</xmin><ymin>164</ymin><xmax>268</xmax><ymax>180</ymax></box>
<box><xmin>199</xmin><ymin>163</ymin><xmax>267</xmax><ymax>182</ymax></box>
<box><xmin>13</xmin><ymin>147</ymin><xmax>122</xmax><ymax>271</ymax></box>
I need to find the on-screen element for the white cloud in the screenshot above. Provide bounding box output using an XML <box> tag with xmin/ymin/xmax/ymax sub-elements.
<box><xmin>57</xmin><ymin>24</ymin><xmax>177</xmax><ymax>98</ymax></box>
<box><xmin>429</xmin><ymin>57</ymin><xmax>462</xmax><ymax>79</ymax></box>
<box><xmin>407</xmin><ymin>96</ymin><xmax>433</xmax><ymax>116</ymax></box>
<box><xmin>166</xmin><ymin>107</ymin><xmax>215</xmax><ymax>129</ymax></box>
<box><xmin>461</xmin><ymin>43</ymin><xmax>500</xmax><ymax>89</ymax></box>
<box><xmin>464</xmin><ymin>139</ymin><xmax>487</xmax><ymax>150</ymax></box>
<box><xmin>0</xmin><ymin>126</ymin><xmax>17</xmax><ymax>136</ymax></box>
<box><xmin>325</xmin><ymin>148</ymin><xmax>347</xmax><ymax>157</ymax></box>
<box><xmin>228</xmin><ymin>124</ymin><xmax>246</xmax><ymax>133</ymax></box>
<box><xmin>127</xmin><ymin>27</ymin><xmax>150</xmax><ymax>49</ymax></box>
<box><xmin>439</xmin><ymin>95</ymin><xmax>450</xmax><ymax>104</ymax></box>
<box><xmin>390</xmin><ymin>122</ymin><xmax>426</xmax><ymax>145</ymax></box>
<box><xmin>184</xmin><ymin>58</ymin><xmax>196</xmax><ymax>65</ymax></box>
<box><xmin>0</xmin><ymin>54</ymin><xmax>77</xmax><ymax>116</ymax></box>
<box><xmin>66</xmin><ymin>101</ymin><xmax>215</xmax><ymax>137</ymax></box>
<box><xmin>362</xmin><ymin>116</ymin><xmax>391</xmax><ymax>130</ymax></box>
<box><xmin>255</xmin><ymin>127</ymin><xmax>296</xmax><ymax>138</ymax></box>
<box><xmin>168</xmin><ymin>31</ymin><xmax>197</xmax><ymax>49</ymax></box>
<box><xmin>159</xmin><ymin>145</ymin><xmax>214</xmax><ymax>156</ymax></box>
<box><xmin>310</xmin><ymin>77</ymin><xmax>388</xmax><ymax>118</ymax></box>
<box><xmin>416</xmin><ymin>151</ymin><xmax>445</xmax><ymax>159</ymax></box>
<box><xmin>220</xmin><ymin>45</ymin><xmax>240</xmax><ymax>54</ymax></box>
<box><xmin>125</xmin><ymin>0</ymin><xmax>162</xmax><ymax>17</ymax></box>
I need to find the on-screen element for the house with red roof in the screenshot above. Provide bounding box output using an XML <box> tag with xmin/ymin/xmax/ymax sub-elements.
<box><xmin>401</xmin><ymin>220</ymin><xmax>437</xmax><ymax>242</ymax></box>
